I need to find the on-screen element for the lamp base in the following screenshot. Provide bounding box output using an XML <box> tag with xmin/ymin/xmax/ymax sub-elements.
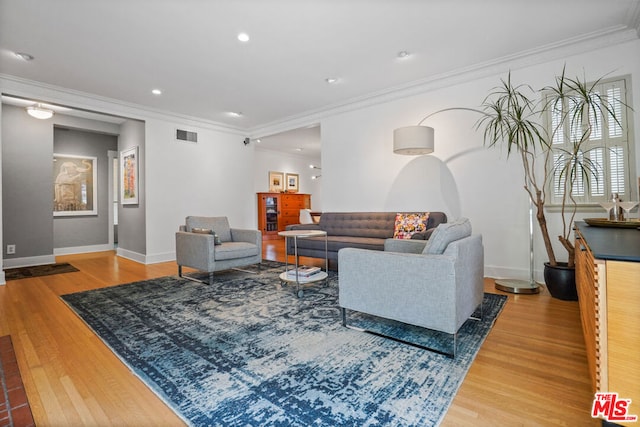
<box><xmin>494</xmin><ymin>278</ymin><xmax>540</xmax><ymax>294</ymax></box>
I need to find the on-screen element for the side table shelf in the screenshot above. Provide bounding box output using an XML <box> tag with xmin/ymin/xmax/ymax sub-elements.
<box><xmin>278</xmin><ymin>230</ymin><xmax>328</xmax><ymax>297</ymax></box>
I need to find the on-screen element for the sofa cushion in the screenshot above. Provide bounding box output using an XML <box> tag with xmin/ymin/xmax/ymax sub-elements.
<box><xmin>214</xmin><ymin>242</ymin><xmax>259</xmax><ymax>260</ymax></box>
<box><xmin>186</xmin><ymin>216</ymin><xmax>232</xmax><ymax>242</ymax></box>
<box><xmin>393</xmin><ymin>212</ymin><xmax>429</xmax><ymax>239</ymax></box>
<box><xmin>423</xmin><ymin>218</ymin><xmax>472</xmax><ymax>255</ymax></box>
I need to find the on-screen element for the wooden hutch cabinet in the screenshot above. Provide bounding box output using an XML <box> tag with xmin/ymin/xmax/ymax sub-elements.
<box><xmin>257</xmin><ymin>192</ymin><xmax>311</xmax><ymax>239</ymax></box>
<box><xmin>574</xmin><ymin>222</ymin><xmax>640</xmax><ymax>426</ymax></box>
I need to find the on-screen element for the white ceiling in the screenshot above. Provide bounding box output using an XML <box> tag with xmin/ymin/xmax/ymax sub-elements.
<box><xmin>1</xmin><ymin>0</ymin><xmax>639</xmax><ymax>157</ymax></box>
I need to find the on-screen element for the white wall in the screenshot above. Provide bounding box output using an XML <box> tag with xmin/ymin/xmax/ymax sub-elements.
<box><xmin>144</xmin><ymin>119</ymin><xmax>252</xmax><ymax>263</ymax></box>
<box><xmin>253</xmin><ymin>147</ymin><xmax>322</xmax><ymax>210</ymax></box>
<box><xmin>318</xmin><ymin>39</ymin><xmax>640</xmax><ymax>281</ymax></box>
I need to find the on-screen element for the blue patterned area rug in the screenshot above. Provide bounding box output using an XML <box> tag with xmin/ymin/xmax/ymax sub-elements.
<box><xmin>61</xmin><ymin>261</ymin><xmax>506</xmax><ymax>426</ymax></box>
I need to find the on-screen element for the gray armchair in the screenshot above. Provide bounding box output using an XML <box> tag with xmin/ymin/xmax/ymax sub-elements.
<box><xmin>176</xmin><ymin>216</ymin><xmax>262</xmax><ymax>285</ymax></box>
<box><xmin>338</xmin><ymin>218</ymin><xmax>484</xmax><ymax>357</ymax></box>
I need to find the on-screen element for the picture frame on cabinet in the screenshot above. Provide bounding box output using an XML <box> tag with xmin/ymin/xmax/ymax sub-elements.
<box><xmin>269</xmin><ymin>171</ymin><xmax>284</xmax><ymax>192</ymax></box>
<box><xmin>286</xmin><ymin>173</ymin><xmax>299</xmax><ymax>193</ymax></box>
<box><xmin>53</xmin><ymin>153</ymin><xmax>98</xmax><ymax>216</ymax></box>
<box><xmin>121</xmin><ymin>146</ymin><xmax>139</xmax><ymax>205</ymax></box>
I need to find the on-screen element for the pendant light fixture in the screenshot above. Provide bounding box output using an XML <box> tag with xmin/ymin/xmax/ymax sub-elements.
<box><xmin>26</xmin><ymin>104</ymin><xmax>54</xmax><ymax>120</ymax></box>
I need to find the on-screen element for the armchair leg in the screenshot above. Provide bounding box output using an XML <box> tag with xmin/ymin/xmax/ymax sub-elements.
<box><xmin>469</xmin><ymin>300</ymin><xmax>484</xmax><ymax>321</ymax></box>
<box><xmin>231</xmin><ymin>262</ymin><xmax>261</xmax><ymax>275</ymax></box>
<box><xmin>340</xmin><ymin>307</ymin><xmax>457</xmax><ymax>358</ymax></box>
<box><xmin>178</xmin><ymin>265</ymin><xmax>213</xmax><ymax>286</ymax></box>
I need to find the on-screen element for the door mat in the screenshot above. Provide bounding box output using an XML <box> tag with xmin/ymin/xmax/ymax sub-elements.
<box><xmin>5</xmin><ymin>263</ymin><xmax>79</xmax><ymax>281</ymax></box>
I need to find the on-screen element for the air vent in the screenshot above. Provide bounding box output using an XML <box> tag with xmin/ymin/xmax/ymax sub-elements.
<box><xmin>176</xmin><ymin>129</ymin><xmax>198</xmax><ymax>143</ymax></box>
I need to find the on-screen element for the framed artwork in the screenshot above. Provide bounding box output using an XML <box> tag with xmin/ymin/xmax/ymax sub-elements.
<box><xmin>121</xmin><ymin>146</ymin><xmax>139</xmax><ymax>205</ymax></box>
<box><xmin>269</xmin><ymin>171</ymin><xmax>284</xmax><ymax>192</ymax></box>
<box><xmin>53</xmin><ymin>154</ymin><xmax>98</xmax><ymax>216</ymax></box>
<box><xmin>285</xmin><ymin>173</ymin><xmax>299</xmax><ymax>193</ymax></box>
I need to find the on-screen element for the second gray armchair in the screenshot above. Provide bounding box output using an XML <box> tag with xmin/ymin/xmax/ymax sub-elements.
<box><xmin>338</xmin><ymin>218</ymin><xmax>484</xmax><ymax>357</ymax></box>
<box><xmin>175</xmin><ymin>216</ymin><xmax>262</xmax><ymax>285</ymax></box>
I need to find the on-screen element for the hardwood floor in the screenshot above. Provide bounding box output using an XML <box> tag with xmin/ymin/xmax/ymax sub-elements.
<box><xmin>0</xmin><ymin>241</ymin><xmax>597</xmax><ymax>426</ymax></box>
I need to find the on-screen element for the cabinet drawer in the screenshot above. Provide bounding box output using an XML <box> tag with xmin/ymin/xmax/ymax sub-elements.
<box><xmin>282</xmin><ymin>199</ymin><xmax>306</xmax><ymax>209</ymax></box>
<box><xmin>281</xmin><ymin>217</ymin><xmax>299</xmax><ymax>227</ymax></box>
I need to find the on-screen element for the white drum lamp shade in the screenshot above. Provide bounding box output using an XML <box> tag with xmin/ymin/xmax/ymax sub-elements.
<box><xmin>393</xmin><ymin>125</ymin><xmax>434</xmax><ymax>155</ymax></box>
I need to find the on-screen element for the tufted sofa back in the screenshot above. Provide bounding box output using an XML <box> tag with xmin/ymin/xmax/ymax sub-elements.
<box><xmin>318</xmin><ymin>212</ymin><xmax>397</xmax><ymax>239</ymax></box>
<box><xmin>317</xmin><ymin>212</ymin><xmax>447</xmax><ymax>239</ymax></box>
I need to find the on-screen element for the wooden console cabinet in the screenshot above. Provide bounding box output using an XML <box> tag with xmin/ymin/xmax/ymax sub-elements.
<box><xmin>575</xmin><ymin>222</ymin><xmax>640</xmax><ymax>426</ymax></box>
<box><xmin>257</xmin><ymin>192</ymin><xmax>311</xmax><ymax>239</ymax></box>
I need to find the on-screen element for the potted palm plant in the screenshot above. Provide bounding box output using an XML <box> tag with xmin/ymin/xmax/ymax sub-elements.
<box><xmin>477</xmin><ymin>67</ymin><xmax>623</xmax><ymax>300</ymax></box>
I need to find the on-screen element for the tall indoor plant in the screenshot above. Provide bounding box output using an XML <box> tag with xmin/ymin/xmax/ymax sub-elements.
<box><xmin>476</xmin><ymin>67</ymin><xmax>623</xmax><ymax>299</ymax></box>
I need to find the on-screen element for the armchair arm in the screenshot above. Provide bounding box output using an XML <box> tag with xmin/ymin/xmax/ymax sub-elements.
<box><xmin>230</xmin><ymin>228</ymin><xmax>262</xmax><ymax>247</ymax></box>
<box><xmin>175</xmin><ymin>231</ymin><xmax>216</xmax><ymax>271</ymax></box>
<box><xmin>383</xmin><ymin>238</ymin><xmax>427</xmax><ymax>254</ymax></box>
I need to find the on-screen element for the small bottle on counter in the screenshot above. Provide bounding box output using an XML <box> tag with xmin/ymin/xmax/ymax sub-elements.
<box><xmin>610</xmin><ymin>193</ymin><xmax>625</xmax><ymax>221</ymax></box>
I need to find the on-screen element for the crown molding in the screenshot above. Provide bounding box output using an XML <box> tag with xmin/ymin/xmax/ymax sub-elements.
<box><xmin>0</xmin><ymin>74</ymin><xmax>244</xmax><ymax>135</ymax></box>
<box><xmin>628</xmin><ymin>0</ymin><xmax>640</xmax><ymax>36</ymax></box>
<box><xmin>249</xmin><ymin>26</ymin><xmax>639</xmax><ymax>138</ymax></box>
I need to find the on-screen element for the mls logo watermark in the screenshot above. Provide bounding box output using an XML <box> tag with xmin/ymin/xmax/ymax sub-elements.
<box><xmin>592</xmin><ymin>392</ymin><xmax>638</xmax><ymax>422</ymax></box>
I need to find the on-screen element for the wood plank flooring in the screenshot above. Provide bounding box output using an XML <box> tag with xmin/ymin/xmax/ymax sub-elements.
<box><xmin>0</xmin><ymin>241</ymin><xmax>598</xmax><ymax>426</ymax></box>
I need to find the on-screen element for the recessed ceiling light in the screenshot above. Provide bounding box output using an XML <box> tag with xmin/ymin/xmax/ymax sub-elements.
<box><xmin>15</xmin><ymin>52</ymin><xmax>34</xmax><ymax>61</ymax></box>
<box><xmin>151</xmin><ymin>89</ymin><xmax>162</xmax><ymax>95</ymax></box>
<box><xmin>237</xmin><ymin>33</ymin><xmax>250</xmax><ymax>42</ymax></box>
<box><xmin>325</xmin><ymin>77</ymin><xmax>338</xmax><ymax>84</ymax></box>
<box><xmin>397</xmin><ymin>50</ymin><xmax>410</xmax><ymax>59</ymax></box>
<box><xmin>256</xmin><ymin>139</ymin><xmax>261</xmax><ymax>143</ymax></box>
<box><xmin>295</xmin><ymin>148</ymin><xmax>303</xmax><ymax>152</ymax></box>
<box><xmin>228</xmin><ymin>111</ymin><xmax>243</xmax><ymax>118</ymax></box>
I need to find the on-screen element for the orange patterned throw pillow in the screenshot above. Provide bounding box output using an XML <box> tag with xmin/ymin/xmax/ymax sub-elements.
<box><xmin>393</xmin><ymin>212</ymin><xmax>429</xmax><ymax>239</ymax></box>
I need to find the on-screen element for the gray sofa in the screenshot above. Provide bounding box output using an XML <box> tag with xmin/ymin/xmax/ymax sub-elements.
<box><xmin>338</xmin><ymin>218</ymin><xmax>484</xmax><ymax>357</ymax></box>
<box><xmin>285</xmin><ymin>211</ymin><xmax>447</xmax><ymax>262</ymax></box>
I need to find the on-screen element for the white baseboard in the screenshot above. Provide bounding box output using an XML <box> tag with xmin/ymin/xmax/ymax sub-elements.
<box><xmin>116</xmin><ymin>247</ymin><xmax>147</xmax><ymax>264</ymax></box>
<box><xmin>116</xmin><ymin>250</ymin><xmax>175</xmax><ymax>265</ymax></box>
<box><xmin>3</xmin><ymin>254</ymin><xmax>57</xmax><ymax>269</ymax></box>
<box><xmin>54</xmin><ymin>244</ymin><xmax>114</xmax><ymax>256</ymax></box>
<box><xmin>144</xmin><ymin>251</ymin><xmax>176</xmax><ymax>265</ymax></box>
<box><xmin>485</xmin><ymin>264</ymin><xmax>545</xmax><ymax>284</ymax></box>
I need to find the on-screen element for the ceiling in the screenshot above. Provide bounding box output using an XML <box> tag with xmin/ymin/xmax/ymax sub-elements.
<box><xmin>1</xmin><ymin>0</ymin><xmax>639</xmax><ymax>157</ymax></box>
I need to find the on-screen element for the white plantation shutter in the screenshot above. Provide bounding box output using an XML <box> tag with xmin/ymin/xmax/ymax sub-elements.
<box><xmin>547</xmin><ymin>77</ymin><xmax>634</xmax><ymax>205</ymax></box>
<box><xmin>610</xmin><ymin>146</ymin><xmax>625</xmax><ymax>194</ymax></box>
<box><xmin>590</xmin><ymin>148</ymin><xmax>605</xmax><ymax>197</ymax></box>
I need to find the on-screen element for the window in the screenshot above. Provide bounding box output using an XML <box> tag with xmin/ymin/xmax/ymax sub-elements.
<box><xmin>546</xmin><ymin>77</ymin><xmax>635</xmax><ymax>205</ymax></box>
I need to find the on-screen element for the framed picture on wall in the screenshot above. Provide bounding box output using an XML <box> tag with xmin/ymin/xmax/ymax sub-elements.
<box><xmin>269</xmin><ymin>171</ymin><xmax>284</xmax><ymax>192</ymax></box>
<box><xmin>285</xmin><ymin>173</ymin><xmax>299</xmax><ymax>193</ymax></box>
<box><xmin>53</xmin><ymin>154</ymin><xmax>98</xmax><ymax>216</ymax></box>
<box><xmin>121</xmin><ymin>146</ymin><xmax>139</xmax><ymax>205</ymax></box>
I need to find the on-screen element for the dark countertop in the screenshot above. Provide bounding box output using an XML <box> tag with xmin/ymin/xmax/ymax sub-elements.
<box><xmin>575</xmin><ymin>221</ymin><xmax>640</xmax><ymax>262</ymax></box>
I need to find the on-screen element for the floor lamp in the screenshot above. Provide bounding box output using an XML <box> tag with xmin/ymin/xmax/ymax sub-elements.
<box><xmin>494</xmin><ymin>200</ymin><xmax>540</xmax><ymax>294</ymax></box>
<box><xmin>394</xmin><ymin>107</ymin><xmax>539</xmax><ymax>294</ymax></box>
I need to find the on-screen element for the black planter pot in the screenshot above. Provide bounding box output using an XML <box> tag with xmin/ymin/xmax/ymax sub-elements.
<box><xmin>543</xmin><ymin>262</ymin><xmax>577</xmax><ymax>301</ymax></box>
